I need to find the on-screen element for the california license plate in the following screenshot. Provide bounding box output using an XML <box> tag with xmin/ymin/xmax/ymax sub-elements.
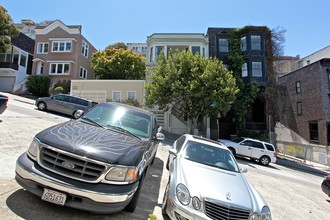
<box><xmin>41</xmin><ymin>188</ymin><xmax>67</xmax><ymax>206</ymax></box>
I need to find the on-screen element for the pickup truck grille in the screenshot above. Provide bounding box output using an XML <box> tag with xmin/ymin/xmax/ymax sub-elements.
<box><xmin>40</xmin><ymin>147</ymin><xmax>106</xmax><ymax>182</ymax></box>
<box><xmin>205</xmin><ymin>199</ymin><xmax>250</xmax><ymax>220</ymax></box>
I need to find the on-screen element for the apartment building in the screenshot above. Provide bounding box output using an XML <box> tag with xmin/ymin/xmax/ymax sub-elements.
<box><xmin>127</xmin><ymin>43</ymin><xmax>148</xmax><ymax>57</ymax></box>
<box><xmin>298</xmin><ymin>45</ymin><xmax>330</xmax><ymax>68</ymax></box>
<box><xmin>146</xmin><ymin>33</ymin><xmax>209</xmax><ymax>135</ymax></box>
<box><xmin>207</xmin><ymin>26</ymin><xmax>273</xmax><ymax>139</ymax></box>
<box><xmin>277</xmin><ymin>58</ymin><xmax>330</xmax><ymax>146</ymax></box>
<box><xmin>32</xmin><ymin>20</ymin><xmax>97</xmax><ymax>90</ymax></box>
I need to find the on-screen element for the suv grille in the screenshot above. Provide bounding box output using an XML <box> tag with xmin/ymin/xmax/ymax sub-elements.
<box><xmin>205</xmin><ymin>200</ymin><xmax>250</xmax><ymax>220</ymax></box>
<box><xmin>40</xmin><ymin>147</ymin><xmax>106</xmax><ymax>182</ymax></box>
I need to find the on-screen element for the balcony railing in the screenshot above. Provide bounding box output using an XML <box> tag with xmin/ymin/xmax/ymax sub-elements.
<box><xmin>0</xmin><ymin>62</ymin><xmax>19</xmax><ymax>71</ymax></box>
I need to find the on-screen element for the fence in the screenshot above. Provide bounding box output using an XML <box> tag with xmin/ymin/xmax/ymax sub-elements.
<box><xmin>277</xmin><ymin>140</ymin><xmax>330</xmax><ymax>166</ymax></box>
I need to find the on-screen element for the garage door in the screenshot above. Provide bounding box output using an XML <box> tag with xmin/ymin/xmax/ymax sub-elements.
<box><xmin>71</xmin><ymin>90</ymin><xmax>107</xmax><ymax>103</ymax></box>
<box><xmin>0</xmin><ymin>77</ymin><xmax>15</xmax><ymax>92</ymax></box>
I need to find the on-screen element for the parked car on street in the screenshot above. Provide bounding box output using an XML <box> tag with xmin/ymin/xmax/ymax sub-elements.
<box><xmin>15</xmin><ymin>102</ymin><xmax>165</xmax><ymax>214</ymax></box>
<box><xmin>218</xmin><ymin>137</ymin><xmax>277</xmax><ymax>166</ymax></box>
<box><xmin>35</xmin><ymin>94</ymin><xmax>97</xmax><ymax>118</ymax></box>
<box><xmin>162</xmin><ymin>134</ymin><xmax>272</xmax><ymax>220</ymax></box>
<box><xmin>0</xmin><ymin>94</ymin><xmax>8</xmax><ymax>114</ymax></box>
<box><xmin>321</xmin><ymin>175</ymin><xmax>330</xmax><ymax>197</ymax></box>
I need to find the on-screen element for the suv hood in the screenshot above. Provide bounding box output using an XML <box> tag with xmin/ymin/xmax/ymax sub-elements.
<box><xmin>36</xmin><ymin>120</ymin><xmax>146</xmax><ymax>166</ymax></box>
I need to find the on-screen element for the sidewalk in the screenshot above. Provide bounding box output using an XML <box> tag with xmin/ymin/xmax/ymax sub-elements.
<box><xmin>1</xmin><ymin>92</ymin><xmax>36</xmax><ymax>105</ymax></box>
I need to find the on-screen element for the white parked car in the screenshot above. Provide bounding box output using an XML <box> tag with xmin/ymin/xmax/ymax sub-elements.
<box><xmin>162</xmin><ymin>134</ymin><xmax>272</xmax><ymax>220</ymax></box>
<box><xmin>218</xmin><ymin>137</ymin><xmax>277</xmax><ymax>166</ymax></box>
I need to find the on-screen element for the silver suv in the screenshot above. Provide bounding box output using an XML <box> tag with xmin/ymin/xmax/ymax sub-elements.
<box><xmin>218</xmin><ymin>137</ymin><xmax>277</xmax><ymax>166</ymax></box>
<box><xmin>36</xmin><ymin>94</ymin><xmax>97</xmax><ymax>118</ymax></box>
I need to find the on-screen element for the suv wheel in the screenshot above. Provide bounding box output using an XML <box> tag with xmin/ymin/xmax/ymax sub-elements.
<box><xmin>259</xmin><ymin>156</ymin><xmax>270</xmax><ymax>166</ymax></box>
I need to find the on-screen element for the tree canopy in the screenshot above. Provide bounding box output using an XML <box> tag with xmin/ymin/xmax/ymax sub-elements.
<box><xmin>91</xmin><ymin>48</ymin><xmax>146</xmax><ymax>79</ymax></box>
<box><xmin>105</xmin><ymin>42</ymin><xmax>128</xmax><ymax>50</ymax></box>
<box><xmin>145</xmin><ymin>50</ymin><xmax>238</xmax><ymax>133</ymax></box>
<box><xmin>0</xmin><ymin>6</ymin><xmax>19</xmax><ymax>53</ymax></box>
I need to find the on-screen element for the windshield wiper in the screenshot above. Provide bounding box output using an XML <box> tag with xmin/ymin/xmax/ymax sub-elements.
<box><xmin>81</xmin><ymin>117</ymin><xmax>104</xmax><ymax>128</ymax></box>
<box><xmin>106</xmin><ymin>125</ymin><xmax>141</xmax><ymax>140</ymax></box>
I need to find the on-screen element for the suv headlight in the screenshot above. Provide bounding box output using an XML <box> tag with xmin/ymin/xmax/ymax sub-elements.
<box><xmin>105</xmin><ymin>166</ymin><xmax>137</xmax><ymax>183</ymax></box>
<box><xmin>176</xmin><ymin>183</ymin><xmax>190</xmax><ymax>205</ymax></box>
<box><xmin>260</xmin><ymin>206</ymin><xmax>271</xmax><ymax>220</ymax></box>
<box><xmin>28</xmin><ymin>137</ymin><xmax>41</xmax><ymax>160</ymax></box>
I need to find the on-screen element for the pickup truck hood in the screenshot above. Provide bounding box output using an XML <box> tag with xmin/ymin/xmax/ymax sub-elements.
<box><xmin>175</xmin><ymin>159</ymin><xmax>259</xmax><ymax>211</ymax></box>
<box><xmin>36</xmin><ymin>120</ymin><xmax>146</xmax><ymax>166</ymax></box>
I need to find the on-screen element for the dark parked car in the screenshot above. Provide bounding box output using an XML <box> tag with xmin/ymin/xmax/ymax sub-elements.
<box><xmin>15</xmin><ymin>102</ymin><xmax>165</xmax><ymax>213</ymax></box>
<box><xmin>321</xmin><ymin>175</ymin><xmax>330</xmax><ymax>197</ymax></box>
<box><xmin>0</xmin><ymin>94</ymin><xmax>8</xmax><ymax>114</ymax></box>
<box><xmin>35</xmin><ymin>94</ymin><xmax>97</xmax><ymax>118</ymax></box>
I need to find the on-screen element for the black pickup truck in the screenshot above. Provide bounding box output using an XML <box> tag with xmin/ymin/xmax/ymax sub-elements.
<box><xmin>0</xmin><ymin>94</ymin><xmax>8</xmax><ymax>114</ymax></box>
<box><xmin>15</xmin><ymin>102</ymin><xmax>165</xmax><ymax>214</ymax></box>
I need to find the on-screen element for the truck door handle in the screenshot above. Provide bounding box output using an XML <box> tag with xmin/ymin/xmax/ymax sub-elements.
<box><xmin>248</xmin><ymin>147</ymin><xmax>251</xmax><ymax>150</ymax></box>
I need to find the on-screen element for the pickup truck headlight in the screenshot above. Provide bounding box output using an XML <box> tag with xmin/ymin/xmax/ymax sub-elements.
<box><xmin>176</xmin><ymin>183</ymin><xmax>190</xmax><ymax>205</ymax></box>
<box><xmin>105</xmin><ymin>166</ymin><xmax>137</xmax><ymax>183</ymax></box>
<box><xmin>28</xmin><ymin>137</ymin><xmax>41</xmax><ymax>160</ymax></box>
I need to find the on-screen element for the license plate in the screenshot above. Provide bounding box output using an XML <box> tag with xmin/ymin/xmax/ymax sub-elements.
<box><xmin>41</xmin><ymin>188</ymin><xmax>67</xmax><ymax>206</ymax></box>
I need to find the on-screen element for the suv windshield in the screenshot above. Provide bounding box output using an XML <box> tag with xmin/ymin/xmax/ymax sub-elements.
<box><xmin>81</xmin><ymin>103</ymin><xmax>151</xmax><ymax>138</ymax></box>
<box><xmin>183</xmin><ymin>141</ymin><xmax>239</xmax><ymax>172</ymax></box>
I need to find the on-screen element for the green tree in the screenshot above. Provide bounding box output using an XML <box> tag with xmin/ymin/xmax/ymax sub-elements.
<box><xmin>0</xmin><ymin>6</ymin><xmax>19</xmax><ymax>53</ymax></box>
<box><xmin>105</xmin><ymin>42</ymin><xmax>128</xmax><ymax>50</ymax></box>
<box><xmin>145</xmin><ymin>50</ymin><xmax>238</xmax><ymax>134</ymax></box>
<box><xmin>91</xmin><ymin>48</ymin><xmax>146</xmax><ymax>79</ymax></box>
<box><xmin>26</xmin><ymin>75</ymin><xmax>50</xmax><ymax>97</ymax></box>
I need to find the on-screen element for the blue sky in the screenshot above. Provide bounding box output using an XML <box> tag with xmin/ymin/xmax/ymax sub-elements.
<box><xmin>2</xmin><ymin>0</ymin><xmax>329</xmax><ymax>58</ymax></box>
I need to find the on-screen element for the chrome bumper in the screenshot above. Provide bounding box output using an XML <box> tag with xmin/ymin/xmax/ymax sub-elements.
<box><xmin>16</xmin><ymin>153</ymin><xmax>138</xmax><ymax>203</ymax></box>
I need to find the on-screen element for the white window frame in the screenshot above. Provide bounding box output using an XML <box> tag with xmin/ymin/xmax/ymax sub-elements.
<box><xmin>19</xmin><ymin>52</ymin><xmax>27</xmax><ymax>67</ymax></box>
<box><xmin>155</xmin><ymin>46</ymin><xmax>164</xmax><ymax>59</ymax></box>
<box><xmin>251</xmin><ymin>35</ymin><xmax>261</xmax><ymax>50</ymax></box>
<box><xmin>49</xmin><ymin>63</ymin><xmax>70</xmax><ymax>75</ymax></box>
<box><xmin>252</xmin><ymin>62</ymin><xmax>262</xmax><ymax>77</ymax></box>
<box><xmin>52</xmin><ymin>41</ymin><xmax>72</xmax><ymax>52</ymax></box>
<box><xmin>127</xmin><ymin>91</ymin><xmax>137</xmax><ymax>100</ymax></box>
<box><xmin>79</xmin><ymin>66</ymin><xmax>88</xmax><ymax>79</ymax></box>
<box><xmin>112</xmin><ymin>91</ymin><xmax>121</xmax><ymax>102</ymax></box>
<box><xmin>37</xmin><ymin>42</ymin><xmax>49</xmax><ymax>54</ymax></box>
<box><xmin>242</xmin><ymin>63</ymin><xmax>248</xmax><ymax>77</ymax></box>
<box><xmin>241</xmin><ymin>37</ymin><xmax>247</xmax><ymax>51</ymax></box>
<box><xmin>218</xmin><ymin>38</ymin><xmax>229</xmax><ymax>52</ymax></box>
<box><xmin>191</xmin><ymin>46</ymin><xmax>201</xmax><ymax>55</ymax></box>
<box><xmin>81</xmin><ymin>40</ymin><xmax>89</xmax><ymax>58</ymax></box>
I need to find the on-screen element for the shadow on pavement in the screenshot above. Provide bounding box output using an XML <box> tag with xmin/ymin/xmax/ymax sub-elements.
<box><xmin>236</xmin><ymin>157</ymin><xmax>280</xmax><ymax>171</ymax></box>
<box><xmin>7</xmin><ymin>157</ymin><xmax>164</xmax><ymax>220</ymax></box>
<box><xmin>276</xmin><ymin>156</ymin><xmax>329</xmax><ymax>177</ymax></box>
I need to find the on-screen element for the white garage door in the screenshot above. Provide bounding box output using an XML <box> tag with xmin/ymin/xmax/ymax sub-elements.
<box><xmin>0</xmin><ymin>77</ymin><xmax>15</xmax><ymax>92</ymax></box>
<box><xmin>71</xmin><ymin>90</ymin><xmax>107</xmax><ymax>103</ymax></box>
